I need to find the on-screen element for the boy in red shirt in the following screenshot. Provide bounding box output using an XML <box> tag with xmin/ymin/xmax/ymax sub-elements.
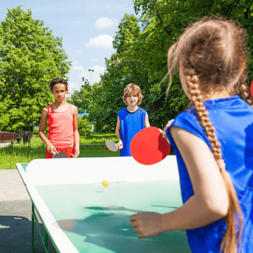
<box><xmin>39</xmin><ymin>78</ymin><xmax>79</xmax><ymax>158</ymax></box>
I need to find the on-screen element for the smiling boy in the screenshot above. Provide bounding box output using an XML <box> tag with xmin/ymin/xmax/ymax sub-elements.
<box><xmin>115</xmin><ymin>83</ymin><xmax>150</xmax><ymax>156</ymax></box>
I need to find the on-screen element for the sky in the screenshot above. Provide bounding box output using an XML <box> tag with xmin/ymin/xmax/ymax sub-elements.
<box><xmin>0</xmin><ymin>0</ymin><xmax>136</xmax><ymax>93</ymax></box>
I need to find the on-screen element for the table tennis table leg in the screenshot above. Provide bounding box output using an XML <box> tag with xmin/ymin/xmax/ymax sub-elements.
<box><xmin>32</xmin><ymin>204</ymin><xmax>35</xmax><ymax>252</ymax></box>
<box><xmin>31</xmin><ymin>202</ymin><xmax>52</xmax><ymax>253</ymax></box>
<box><xmin>45</xmin><ymin>230</ymin><xmax>49</xmax><ymax>248</ymax></box>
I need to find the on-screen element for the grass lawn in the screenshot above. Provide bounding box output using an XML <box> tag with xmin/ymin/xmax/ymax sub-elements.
<box><xmin>0</xmin><ymin>132</ymin><xmax>120</xmax><ymax>170</ymax></box>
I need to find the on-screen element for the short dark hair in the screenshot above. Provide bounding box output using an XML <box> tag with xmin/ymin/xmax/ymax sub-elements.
<box><xmin>49</xmin><ymin>78</ymin><xmax>68</xmax><ymax>91</ymax></box>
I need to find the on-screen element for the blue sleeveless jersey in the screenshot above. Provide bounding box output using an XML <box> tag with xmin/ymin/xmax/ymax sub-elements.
<box><xmin>166</xmin><ymin>95</ymin><xmax>253</xmax><ymax>253</ymax></box>
<box><xmin>117</xmin><ymin>107</ymin><xmax>147</xmax><ymax>156</ymax></box>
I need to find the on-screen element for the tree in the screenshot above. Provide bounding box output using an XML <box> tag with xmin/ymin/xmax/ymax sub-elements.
<box><xmin>0</xmin><ymin>6</ymin><xmax>71</xmax><ymax>131</ymax></box>
<box><xmin>113</xmin><ymin>14</ymin><xmax>141</xmax><ymax>55</ymax></box>
<box><xmin>88</xmin><ymin>55</ymin><xmax>150</xmax><ymax>132</ymax></box>
<box><xmin>87</xmin><ymin>0</ymin><xmax>253</xmax><ymax>132</ymax></box>
<box><xmin>78</xmin><ymin>117</ymin><xmax>91</xmax><ymax>137</ymax></box>
<box><xmin>134</xmin><ymin>0</ymin><xmax>253</xmax><ymax>80</ymax></box>
<box><xmin>71</xmin><ymin>79</ymin><xmax>91</xmax><ymax>112</ymax></box>
<box><xmin>89</xmin><ymin>10</ymin><xmax>185</xmax><ymax>131</ymax></box>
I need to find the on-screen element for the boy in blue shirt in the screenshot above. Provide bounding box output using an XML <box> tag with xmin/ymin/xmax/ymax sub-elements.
<box><xmin>116</xmin><ymin>83</ymin><xmax>150</xmax><ymax>156</ymax></box>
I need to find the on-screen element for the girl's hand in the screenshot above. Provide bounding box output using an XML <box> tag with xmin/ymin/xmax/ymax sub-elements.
<box><xmin>72</xmin><ymin>147</ymin><xmax>80</xmax><ymax>158</ymax></box>
<box><xmin>130</xmin><ymin>212</ymin><xmax>163</xmax><ymax>238</ymax></box>
<box><xmin>163</xmin><ymin>119</ymin><xmax>174</xmax><ymax>139</ymax></box>
<box><xmin>47</xmin><ymin>144</ymin><xmax>58</xmax><ymax>154</ymax></box>
<box><xmin>116</xmin><ymin>141</ymin><xmax>123</xmax><ymax>150</ymax></box>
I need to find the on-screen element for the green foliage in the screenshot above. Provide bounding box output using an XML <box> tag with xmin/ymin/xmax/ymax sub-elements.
<box><xmin>88</xmin><ymin>55</ymin><xmax>150</xmax><ymax>132</ymax></box>
<box><xmin>80</xmin><ymin>133</ymin><xmax>118</xmax><ymax>144</ymax></box>
<box><xmin>66</xmin><ymin>99</ymin><xmax>75</xmax><ymax>105</ymax></box>
<box><xmin>113</xmin><ymin>14</ymin><xmax>141</xmax><ymax>54</ymax></box>
<box><xmin>133</xmin><ymin>0</ymin><xmax>253</xmax><ymax>81</ymax></box>
<box><xmin>0</xmin><ymin>6</ymin><xmax>71</xmax><ymax>132</ymax></box>
<box><xmin>78</xmin><ymin>117</ymin><xmax>91</xmax><ymax>137</ymax></box>
<box><xmin>71</xmin><ymin>79</ymin><xmax>91</xmax><ymax>111</ymax></box>
<box><xmin>75</xmin><ymin>1</ymin><xmax>253</xmax><ymax>132</ymax></box>
<box><xmin>0</xmin><ymin>133</ymin><xmax>119</xmax><ymax>169</ymax></box>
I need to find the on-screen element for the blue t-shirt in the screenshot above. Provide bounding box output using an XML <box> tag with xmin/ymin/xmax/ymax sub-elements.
<box><xmin>166</xmin><ymin>95</ymin><xmax>253</xmax><ymax>253</ymax></box>
<box><xmin>117</xmin><ymin>107</ymin><xmax>147</xmax><ymax>156</ymax></box>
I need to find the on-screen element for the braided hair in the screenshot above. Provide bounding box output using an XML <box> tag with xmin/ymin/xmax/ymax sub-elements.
<box><xmin>168</xmin><ymin>17</ymin><xmax>251</xmax><ymax>253</ymax></box>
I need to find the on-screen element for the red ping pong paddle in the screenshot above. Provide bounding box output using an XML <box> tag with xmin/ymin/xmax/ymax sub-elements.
<box><xmin>250</xmin><ymin>81</ymin><xmax>253</xmax><ymax>98</ymax></box>
<box><xmin>53</xmin><ymin>151</ymin><xmax>68</xmax><ymax>158</ymax></box>
<box><xmin>130</xmin><ymin>127</ymin><xmax>170</xmax><ymax>165</ymax></box>
<box><xmin>105</xmin><ymin>140</ymin><xmax>118</xmax><ymax>152</ymax></box>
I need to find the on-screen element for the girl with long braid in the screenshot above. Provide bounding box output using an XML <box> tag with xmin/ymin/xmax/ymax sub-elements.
<box><xmin>130</xmin><ymin>17</ymin><xmax>253</xmax><ymax>253</ymax></box>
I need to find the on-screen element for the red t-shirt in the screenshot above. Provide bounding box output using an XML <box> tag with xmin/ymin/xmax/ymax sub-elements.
<box><xmin>48</xmin><ymin>103</ymin><xmax>74</xmax><ymax>148</ymax></box>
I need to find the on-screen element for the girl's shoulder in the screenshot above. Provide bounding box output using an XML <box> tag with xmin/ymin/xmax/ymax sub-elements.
<box><xmin>173</xmin><ymin>107</ymin><xmax>198</xmax><ymax>126</ymax></box>
<box><xmin>169</xmin><ymin>108</ymin><xmax>206</xmax><ymax>140</ymax></box>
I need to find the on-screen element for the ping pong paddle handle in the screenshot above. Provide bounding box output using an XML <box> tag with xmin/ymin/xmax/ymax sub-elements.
<box><xmin>116</xmin><ymin>142</ymin><xmax>123</xmax><ymax>149</ymax></box>
<box><xmin>160</xmin><ymin>129</ymin><xmax>170</xmax><ymax>144</ymax></box>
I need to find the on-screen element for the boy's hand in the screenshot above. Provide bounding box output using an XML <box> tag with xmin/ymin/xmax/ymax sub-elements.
<box><xmin>130</xmin><ymin>212</ymin><xmax>163</xmax><ymax>238</ymax></box>
<box><xmin>116</xmin><ymin>141</ymin><xmax>123</xmax><ymax>150</ymax></box>
<box><xmin>47</xmin><ymin>144</ymin><xmax>58</xmax><ymax>154</ymax></box>
<box><xmin>71</xmin><ymin>147</ymin><xmax>80</xmax><ymax>158</ymax></box>
<box><xmin>163</xmin><ymin>119</ymin><xmax>174</xmax><ymax>139</ymax></box>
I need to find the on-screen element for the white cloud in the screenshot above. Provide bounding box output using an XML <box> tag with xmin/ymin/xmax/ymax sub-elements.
<box><xmin>68</xmin><ymin>81</ymin><xmax>79</xmax><ymax>92</ymax></box>
<box><xmin>72</xmin><ymin>66</ymin><xmax>84</xmax><ymax>71</ymax></box>
<box><xmin>95</xmin><ymin>17</ymin><xmax>118</xmax><ymax>28</ymax></box>
<box><xmin>80</xmin><ymin>65</ymin><xmax>105</xmax><ymax>85</ymax></box>
<box><xmin>70</xmin><ymin>60</ymin><xmax>105</xmax><ymax>86</ymax></box>
<box><xmin>84</xmin><ymin>34</ymin><xmax>113</xmax><ymax>49</ymax></box>
<box><xmin>71</xmin><ymin>61</ymin><xmax>84</xmax><ymax>71</ymax></box>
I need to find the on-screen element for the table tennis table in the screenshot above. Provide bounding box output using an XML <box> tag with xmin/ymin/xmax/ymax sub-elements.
<box><xmin>16</xmin><ymin>156</ymin><xmax>191</xmax><ymax>253</ymax></box>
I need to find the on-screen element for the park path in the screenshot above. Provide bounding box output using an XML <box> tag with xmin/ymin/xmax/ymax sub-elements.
<box><xmin>0</xmin><ymin>169</ymin><xmax>56</xmax><ymax>253</ymax></box>
<box><xmin>0</xmin><ymin>143</ymin><xmax>11</xmax><ymax>148</ymax></box>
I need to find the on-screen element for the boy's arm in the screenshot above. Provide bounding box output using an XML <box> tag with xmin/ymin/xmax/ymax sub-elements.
<box><xmin>144</xmin><ymin>113</ymin><xmax>150</xmax><ymax>127</ymax></box>
<box><xmin>115</xmin><ymin>116</ymin><xmax>123</xmax><ymax>149</ymax></box>
<box><xmin>38</xmin><ymin>107</ymin><xmax>57</xmax><ymax>154</ymax></box>
<box><xmin>72</xmin><ymin>105</ymin><xmax>80</xmax><ymax>157</ymax></box>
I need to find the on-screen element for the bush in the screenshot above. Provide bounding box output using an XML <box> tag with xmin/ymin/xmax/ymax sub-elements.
<box><xmin>78</xmin><ymin>117</ymin><xmax>91</xmax><ymax>137</ymax></box>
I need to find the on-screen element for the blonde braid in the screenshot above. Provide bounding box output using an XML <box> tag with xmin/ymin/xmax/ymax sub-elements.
<box><xmin>186</xmin><ymin>75</ymin><xmax>222</xmax><ymax>161</ymax></box>
<box><xmin>186</xmin><ymin>75</ymin><xmax>243</xmax><ymax>253</ymax></box>
<box><xmin>239</xmin><ymin>83</ymin><xmax>253</xmax><ymax>107</ymax></box>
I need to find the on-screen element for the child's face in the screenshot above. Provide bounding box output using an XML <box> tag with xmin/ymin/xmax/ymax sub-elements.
<box><xmin>126</xmin><ymin>93</ymin><xmax>138</xmax><ymax>107</ymax></box>
<box><xmin>51</xmin><ymin>83</ymin><xmax>67</xmax><ymax>102</ymax></box>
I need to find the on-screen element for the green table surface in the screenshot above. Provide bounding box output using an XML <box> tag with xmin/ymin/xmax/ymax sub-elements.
<box><xmin>21</xmin><ymin>163</ymin><xmax>28</xmax><ymax>172</ymax></box>
<box><xmin>20</xmin><ymin>163</ymin><xmax>191</xmax><ymax>253</ymax></box>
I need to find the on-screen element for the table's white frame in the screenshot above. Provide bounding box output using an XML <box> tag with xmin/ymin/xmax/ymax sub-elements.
<box><xmin>16</xmin><ymin>156</ymin><xmax>179</xmax><ymax>253</ymax></box>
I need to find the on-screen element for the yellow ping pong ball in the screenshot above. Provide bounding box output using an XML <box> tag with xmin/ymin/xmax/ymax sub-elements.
<box><xmin>102</xmin><ymin>180</ymin><xmax>109</xmax><ymax>187</ymax></box>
